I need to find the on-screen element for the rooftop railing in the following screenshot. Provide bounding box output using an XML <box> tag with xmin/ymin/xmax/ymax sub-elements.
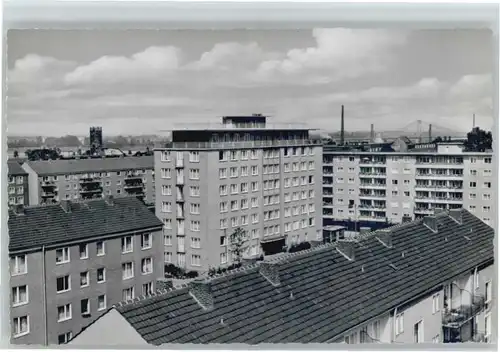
<box><xmin>173</xmin><ymin>122</ymin><xmax>309</xmax><ymax>130</ymax></box>
<box><xmin>164</xmin><ymin>139</ymin><xmax>322</xmax><ymax>150</ymax></box>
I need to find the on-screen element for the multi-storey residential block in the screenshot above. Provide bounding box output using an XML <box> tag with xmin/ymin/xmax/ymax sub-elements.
<box><xmin>8</xmin><ymin>197</ymin><xmax>163</xmax><ymax>345</ymax></box>
<box><xmin>69</xmin><ymin>209</ymin><xmax>494</xmax><ymax>345</ymax></box>
<box><xmin>21</xmin><ymin>156</ymin><xmax>155</xmax><ymax>206</ymax></box>
<box><xmin>323</xmin><ymin>140</ymin><xmax>494</xmax><ymax>230</ymax></box>
<box><xmin>154</xmin><ymin>114</ymin><xmax>323</xmax><ymax>272</ymax></box>
<box><xmin>8</xmin><ymin>161</ymin><xmax>29</xmax><ymax>207</ymax></box>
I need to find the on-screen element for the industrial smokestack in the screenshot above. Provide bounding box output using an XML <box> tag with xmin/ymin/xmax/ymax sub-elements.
<box><xmin>428</xmin><ymin>124</ymin><xmax>432</xmax><ymax>143</ymax></box>
<box><xmin>370</xmin><ymin>124</ymin><xmax>375</xmax><ymax>143</ymax></box>
<box><xmin>340</xmin><ymin>105</ymin><xmax>345</xmax><ymax>145</ymax></box>
<box><xmin>473</xmin><ymin>113</ymin><xmax>476</xmax><ymax>128</ymax></box>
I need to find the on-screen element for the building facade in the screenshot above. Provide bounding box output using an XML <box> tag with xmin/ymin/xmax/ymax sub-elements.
<box><xmin>8</xmin><ymin>161</ymin><xmax>29</xmax><ymax>207</ymax></box>
<box><xmin>323</xmin><ymin>143</ymin><xmax>494</xmax><ymax>229</ymax></box>
<box><xmin>69</xmin><ymin>209</ymin><xmax>494</xmax><ymax>345</ymax></box>
<box><xmin>154</xmin><ymin>115</ymin><xmax>323</xmax><ymax>272</ymax></box>
<box><xmin>22</xmin><ymin>156</ymin><xmax>155</xmax><ymax>206</ymax></box>
<box><xmin>8</xmin><ymin>197</ymin><xmax>164</xmax><ymax>345</ymax></box>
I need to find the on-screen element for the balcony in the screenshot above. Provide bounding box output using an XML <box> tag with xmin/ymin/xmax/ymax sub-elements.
<box><xmin>359</xmin><ymin>204</ymin><xmax>386</xmax><ymax>211</ymax></box>
<box><xmin>125</xmin><ymin>173</ymin><xmax>142</xmax><ymax>180</ymax></box>
<box><xmin>41</xmin><ymin>191</ymin><xmax>57</xmax><ymax>197</ymax></box>
<box><xmin>415</xmin><ymin>184</ymin><xmax>464</xmax><ymax>191</ymax></box>
<box><xmin>323</xmin><ymin>201</ymin><xmax>333</xmax><ymax>207</ymax></box>
<box><xmin>414</xmin><ymin>208</ymin><xmax>434</xmax><ymax>214</ymax></box>
<box><xmin>359</xmin><ymin>172</ymin><xmax>387</xmax><ymax>178</ymax></box>
<box><xmin>416</xmin><ymin>173</ymin><xmax>464</xmax><ymax>179</ymax></box>
<box><xmin>359</xmin><ymin>193</ymin><xmax>386</xmax><ymax>199</ymax></box>
<box><xmin>442</xmin><ymin>295</ymin><xmax>486</xmax><ymax>328</ymax></box>
<box><xmin>41</xmin><ymin>181</ymin><xmax>57</xmax><ymax>188</ymax></box>
<box><xmin>359</xmin><ymin>160</ymin><xmax>386</xmax><ymax>166</ymax></box>
<box><xmin>80</xmin><ymin>188</ymin><xmax>103</xmax><ymax>194</ymax></box>
<box><xmin>79</xmin><ymin>177</ymin><xmax>101</xmax><ymax>184</ymax></box>
<box><xmin>175</xmin><ymin>159</ymin><xmax>184</xmax><ymax>168</ymax></box>
<box><xmin>415</xmin><ymin>196</ymin><xmax>463</xmax><ymax>203</ymax></box>
<box><xmin>359</xmin><ymin>183</ymin><xmax>386</xmax><ymax>189</ymax></box>
<box><xmin>176</xmin><ymin>174</ymin><xmax>184</xmax><ymax>185</ymax></box>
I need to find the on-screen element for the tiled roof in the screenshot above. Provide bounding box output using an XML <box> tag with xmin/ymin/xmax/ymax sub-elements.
<box><xmin>24</xmin><ymin>155</ymin><xmax>154</xmax><ymax>176</ymax></box>
<box><xmin>8</xmin><ymin>197</ymin><xmax>163</xmax><ymax>252</ymax></box>
<box><xmin>8</xmin><ymin>161</ymin><xmax>27</xmax><ymax>176</ymax></box>
<box><xmin>83</xmin><ymin>209</ymin><xmax>493</xmax><ymax>344</ymax></box>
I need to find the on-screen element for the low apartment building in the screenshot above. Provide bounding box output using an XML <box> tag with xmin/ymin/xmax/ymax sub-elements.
<box><xmin>154</xmin><ymin>114</ymin><xmax>323</xmax><ymax>272</ymax></box>
<box><xmin>8</xmin><ymin>197</ymin><xmax>164</xmax><ymax>345</ymax></box>
<box><xmin>21</xmin><ymin>156</ymin><xmax>155</xmax><ymax>206</ymax></box>
<box><xmin>69</xmin><ymin>208</ymin><xmax>494</xmax><ymax>345</ymax></box>
<box><xmin>323</xmin><ymin>140</ymin><xmax>494</xmax><ymax>229</ymax></box>
<box><xmin>8</xmin><ymin>160</ymin><xmax>29</xmax><ymax>207</ymax></box>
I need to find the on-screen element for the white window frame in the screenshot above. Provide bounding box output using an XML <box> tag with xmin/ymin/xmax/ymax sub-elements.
<box><xmin>141</xmin><ymin>258</ymin><xmax>153</xmax><ymax>275</ymax></box>
<box><xmin>122</xmin><ymin>287</ymin><xmax>135</xmax><ymax>301</ymax></box>
<box><xmin>432</xmin><ymin>293</ymin><xmax>440</xmax><ymax>314</ymax></box>
<box><xmin>10</xmin><ymin>255</ymin><xmax>27</xmax><ymax>276</ymax></box>
<box><xmin>97</xmin><ymin>268</ymin><xmax>106</xmax><ymax>283</ymax></box>
<box><xmin>57</xmin><ymin>304</ymin><xmax>72</xmax><ymax>322</ymax></box>
<box><xmin>80</xmin><ymin>271</ymin><xmax>90</xmax><ymax>288</ymax></box>
<box><xmin>79</xmin><ymin>244</ymin><xmax>88</xmax><ymax>259</ymax></box>
<box><xmin>122</xmin><ymin>262</ymin><xmax>135</xmax><ymax>280</ymax></box>
<box><xmin>12</xmin><ymin>285</ymin><xmax>29</xmax><ymax>307</ymax></box>
<box><xmin>55</xmin><ymin>247</ymin><xmax>70</xmax><ymax>264</ymax></box>
<box><xmin>395</xmin><ymin>313</ymin><xmax>404</xmax><ymax>335</ymax></box>
<box><xmin>56</xmin><ymin>275</ymin><xmax>71</xmax><ymax>293</ymax></box>
<box><xmin>121</xmin><ymin>236</ymin><xmax>134</xmax><ymax>254</ymax></box>
<box><xmin>81</xmin><ymin>298</ymin><xmax>90</xmax><ymax>315</ymax></box>
<box><xmin>97</xmin><ymin>295</ymin><xmax>106</xmax><ymax>311</ymax></box>
<box><xmin>141</xmin><ymin>233</ymin><xmax>152</xmax><ymax>250</ymax></box>
<box><xmin>96</xmin><ymin>241</ymin><xmax>106</xmax><ymax>256</ymax></box>
<box><xmin>12</xmin><ymin>316</ymin><xmax>29</xmax><ymax>338</ymax></box>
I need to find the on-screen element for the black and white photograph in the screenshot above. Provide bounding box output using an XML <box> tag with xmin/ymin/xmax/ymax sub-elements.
<box><xmin>5</xmin><ymin>22</ymin><xmax>495</xmax><ymax>346</ymax></box>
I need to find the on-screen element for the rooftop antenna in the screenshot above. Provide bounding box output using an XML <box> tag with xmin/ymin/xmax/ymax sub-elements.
<box><xmin>340</xmin><ymin>105</ymin><xmax>345</xmax><ymax>145</ymax></box>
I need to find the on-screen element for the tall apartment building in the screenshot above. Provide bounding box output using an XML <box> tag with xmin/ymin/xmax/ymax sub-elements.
<box><xmin>154</xmin><ymin>115</ymin><xmax>323</xmax><ymax>272</ymax></box>
<box><xmin>8</xmin><ymin>160</ymin><xmax>29</xmax><ymax>207</ymax></box>
<box><xmin>70</xmin><ymin>209</ymin><xmax>494</xmax><ymax>345</ymax></box>
<box><xmin>323</xmin><ymin>140</ymin><xmax>494</xmax><ymax>229</ymax></box>
<box><xmin>8</xmin><ymin>197</ymin><xmax>164</xmax><ymax>345</ymax></box>
<box><xmin>21</xmin><ymin>156</ymin><xmax>155</xmax><ymax>206</ymax></box>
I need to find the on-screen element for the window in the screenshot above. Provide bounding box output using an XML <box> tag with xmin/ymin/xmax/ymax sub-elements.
<box><xmin>219</xmin><ymin>168</ymin><xmax>227</xmax><ymax>179</ymax></box>
<box><xmin>161</xmin><ymin>185</ymin><xmax>172</xmax><ymax>195</ymax></box>
<box><xmin>485</xmin><ymin>281</ymin><xmax>492</xmax><ymax>307</ymax></box>
<box><xmin>191</xmin><ymin>254</ymin><xmax>201</xmax><ymax>266</ymax></box>
<box><xmin>474</xmin><ymin>268</ymin><xmax>479</xmax><ymax>289</ymax></box>
<box><xmin>122</xmin><ymin>287</ymin><xmax>135</xmax><ymax>301</ymax></box>
<box><xmin>10</xmin><ymin>255</ymin><xmax>27</xmax><ymax>275</ymax></box>
<box><xmin>432</xmin><ymin>293</ymin><xmax>440</xmax><ymax>314</ymax></box>
<box><xmin>141</xmin><ymin>233</ymin><xmax>152</xmax><ymax>249</ymax></box>
<box><xmin>189</xmin><ymin>168</ymin><xmax>200</xmax><ymax>180</ymax></box>
<box><xmin>190</xmin><ymin>186</ymin><xmax>200</xmax><ymax>197</ymax></box>
<box><xmin>161</xmin><ymin>168</ymin><xmax>171</xmax><ymax>178</ymax></box>
<box><xmin>190</xmin><ymin>220</ymin><xmax>201</xmax><ymax>232</ymax></box>
<box><xmin>161</xmin><ymin>151</ymin><xmax>171</xmax><ymax>162</ymax></box>
<box><xmin>122</xmin><ymin>262</ymin><xmax>134</xmax><ymax>279</ymax></box>
<box><xmin>191</xmin><ymin>237</ymin><xmax>201</xmax><ymax>248</ymax></box>
<box><xmin>189</xmin><ymin>151</ymin><xmax>200</xmax><ymax>162</ymax></box>
<box><xmin>57</xmin><ymin>304</ymin><xmax>72</xmax><ymax>322</ymax></box>
<box><xmin>164</xmin><ymin>252</ymin><xmax>172</xmax><ymax>263</ymax></box>
<box><xmin>12</xmin><ymin>316</ymin><xmax>29</xmax><ymax>337</ymax></box>
<box><xmin>81</xmin><ymin>298</ymin><xmax>90</xmax><ymax>315</ymax></box>
<box><xmin>484</xmin><ymin>182</ymin><xmax>491</xmax><ymax>189</ymax></box>
<box><xmin>56</xmin><ymin>248</ymin><xmax>70</xmax><ymax>264</ymax></box>
<box><xmin>79</xmin><ymin>244</ymin><xmax>88</xmax><ymax>259</ymax></box>
<box><xmin>395</xmin><ymin>313</ymin><xmax>404</xmax><ymax>335</ymax></box>
<box><xmin>121</xmin><ymin>236</ymin><xmax>133</xmax><ymax>253</ymax></box>
<box><xmin>470</xmin><ymin>181</ymin><xmax>477</xmax><ymax>188</ymax></box>
<box><xmin>141</xmin><ymin>258</ymin><xmax>153</xmax><ymax>275</ymax></box>
<box><xmin>484</xmin><ymin>157</ymin><xmax>492</xmax><ymax>164</ymax></box>
<box><xmin>372</xmin><ymin>320</ymin><xmax>380</xmax><ymax>340</ymax></box>
<box><xmin>56</xmin><ymin>275</ymin><xmax>71</xmax><ymax>293</ymax></box>
<box><xmin>96</xmin><ymin>241</ymin><xmax>105</xmax><ymax>256</ymax></box>
<box><xmin>97</xmin><ymin>268</ymin><xmax>106</xmax><ymax>283</ymax></box>
<box><xmin>80</xmin><ymin>271</ymin><xmax>89</xmax><ymax>287</ymax></box>
<box><xmin>220</xmin><ymin>252</ymin><xmax>227</xmax><ymax>264</ymax></box>
<box><xmin>58</xmin><ymin>332</ymin><xmax>72</xmax><ymax>344</ymax></box>
<box><xmin>190</xmin><ymin>203</ymin><xmax>200</xmax><ymax>214</ymax></box>
<box><xmin>12</xmin><ymin>285</ymin><xmax>28</xmax><ymax>306</ymax></box>
<box><xmin>142</xmin><ymin>282</ymin><xmax>154</xmax><ymax>296</ymax></box>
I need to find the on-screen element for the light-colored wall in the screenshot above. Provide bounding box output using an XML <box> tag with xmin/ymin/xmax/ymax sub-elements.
<box><xmin>69</xmin><ymin>309</ymin><xmax>148</xmax><ymax>346</ymax></box>
<box><xmin>22</xmin><ymin>163</ymin><xmax>40</xmax><ymax>205</ymax></box>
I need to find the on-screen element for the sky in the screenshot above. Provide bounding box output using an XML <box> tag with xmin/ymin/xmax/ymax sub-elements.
<box><xmin>6</xmin><ymin>29</ymin><xmax>494</xmax><ymax>136</ymax></box>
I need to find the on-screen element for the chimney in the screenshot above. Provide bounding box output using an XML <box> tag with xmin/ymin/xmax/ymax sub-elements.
<box><xmin>336</xmin><ymin>240</ymin><xmax>355</xmax><ymax>261</ymax></box>
<box><xmin>105</xmin><ymin>195</ymin><xmax>114</xmax><ymax>206</ymax></box>
<box><xmin>370</xmin><ymin>124</ymin><xmax>375</xmax><ymax>143</ymax></box>
<box><xmin>156</xmin><ymin>278</ymin><xmax>174</xmax><ymax>291</ymax></box>
<box><xmin>375</xmin><ymin>229</ymin><xmax>392</xmax><ymax>248</ymax></box>
<box><xmin>423</xmin><ymin>215</ymin><xmax>438</xmax><ymax>233</ymax></box>
<box><xmin>428</xmin><ymin>124</ymin><xmax>432</xmax><ymax>143</ymax></box>
<box><xmin>259</xmin><ymin>262</ymin><xmax>280</xmax><ymax>286</ymax></box>
<box><xmin>359</xmin><ymin>227</ymin><xmax>371</xmax><ymax>235</ymax></box>
<box><xmin>449</xmin><ymin>209</ymin><xmax>463</xmax><ymax>225</ymax></box>
<box><xmin>60</xmin><ymin>200</ymin><xmax>71</xmax><ymax>213</ymax></box>
<box><xmin>340</xmin><ymin>105</ymin><xmax>345</xmax><ymax>146</ymax></box>
<box><xmin>188</xmin><ymin>279</ymin><xmax>214</xmax><ymax>310</ymax></box>
<box><xmin>13</xmin><ymin>204</ymin><xmax>25</xmax><ymax>215</ymax></box>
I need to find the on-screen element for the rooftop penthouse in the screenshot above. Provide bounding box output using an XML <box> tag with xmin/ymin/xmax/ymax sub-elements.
<box><xmin>161</xmin><ymin>114</ymin><xmax>321</xmax><ymax>150</ymax></box>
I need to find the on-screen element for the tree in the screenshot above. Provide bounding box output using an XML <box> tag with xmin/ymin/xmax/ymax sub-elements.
<box><xmin>13</xmin><ymin>150</ymin><xmax>19</xmax><ymax>158</ymax></box>
<box><xmin>464</xmin><ymin>127</ymin><xmax>492</xmax><ymax>152</ymax></box>
<box><xmin>229</xmin><ymin>227</ymin><xmax>248</xmax><ymax>265</ymax></box>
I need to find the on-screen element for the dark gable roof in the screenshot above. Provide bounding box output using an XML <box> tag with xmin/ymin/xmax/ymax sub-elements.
<box><xmin>8</xmin><ymin>161</ymin><xmax>27</xmax><ymax>176</ymax></box>
<box><xmin>8</xmin><ymin>197</ymin><xmax>163</xmax><ymax>252</ymax></box>
<box><xmin>107</xmin><ymin>210</ymin><xmax>493</xmax><ymax>344</ymax></box>
<box><xmin>25</xmin><ymin>155</ymin><xmax>154</xmax><ymax>176</ymax></box>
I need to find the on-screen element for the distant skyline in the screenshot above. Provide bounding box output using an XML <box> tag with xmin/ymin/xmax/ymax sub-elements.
<box><xmin>7</xmin><ymin>29</ymin><xmax>494</xmax><ymax>136</ymax></box>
